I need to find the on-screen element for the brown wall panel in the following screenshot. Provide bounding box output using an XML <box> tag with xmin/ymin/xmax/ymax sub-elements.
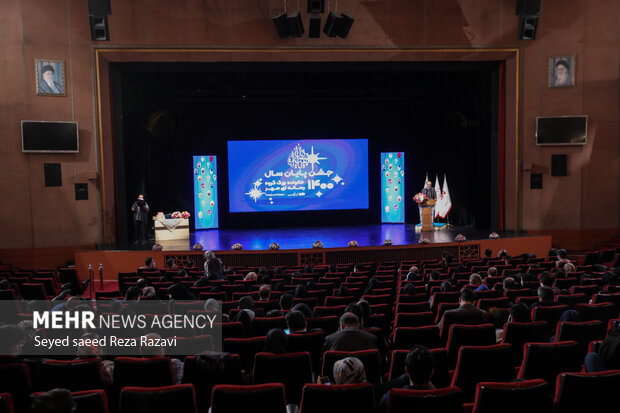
<box><xmin>386</xmin><ymin>0</ymin><xmax>425</xmax><ymax>46</ymax></box>
<box><xmin>425</xmin><ymin>0</ymin><xmax>466</xmax><ymax>46</ymax></box>
<box><xmin>148</xmin><ymin>0</ymin><xmax>190</xmax><ymax>45</ymax></box>
<box><xmin>461</xmin><ymin>0</ymin><xmax>501</xmax><ymax>46</ymax></box>
<box><xmin>110</xmin><ymin>0</ymin><xmax>149</xmax><ymax>44</ymax></box>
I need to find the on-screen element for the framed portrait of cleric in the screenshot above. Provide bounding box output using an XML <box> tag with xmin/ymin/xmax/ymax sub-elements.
<box><xmin>548</xmin><ymin>56</ymin><xmax>575</xmax><ymax>88</ymax></box>
<box><xmin>35</xmin><ymin>59</ymin><xmax>66</xmax><ymax>96</ymax></box>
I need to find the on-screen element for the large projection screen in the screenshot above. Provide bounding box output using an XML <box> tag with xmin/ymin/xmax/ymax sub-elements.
<box><xmin>228</xmin><ymin>139</ymin><xmax>369</xmax><ymax>213</ymax></box>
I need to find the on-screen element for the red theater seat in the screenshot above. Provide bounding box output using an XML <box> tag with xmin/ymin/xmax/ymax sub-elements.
<box><xmin>253</xmin><ymin>352</ymin><xmax>312</xmax><ymax>405</ymax></box>
<box><xmin>211</xmin><ymin>383</ymin><xmax>287</xmax><ymax>413</ymax></box>
<box><xmin>469</xmin><ymin>379</ymin><xmax>550</xmax><ymax>413</ymax></box>
<box><xmin>120</xmin><ymin>384</ymin><xmax>197</xmax><ymax>413</ymax></box>
<box><xmin>386</xmin><ymin>387</ymin><xmax>463</xmax><ymax>413</ymax></box>
<box><xmin>517</xmin><ymin>341</ymin><xmax>581</xmax><ymax>391</ymax></box>
<box><xmin>300</xmin><ymin>383</ymin><xmax>375</xmax><ymax>413</ymax></box>
<box><xmin>445</xmin><ymin>324</ymin><xmax>496</xmax><ymax>367</ymax></box>
<box><xmin>0</xmin><ymin>363</ymin><xmax>32</xmax><ymax>413</ymax></box>
<box><xmin>181</xmin><ymin>354</ymin><xmax>243</xmax><ymax>411</ymax></box>
<box><xmin>388</xmin><ymin>348</ymin><xmax>450</xmax><ymax>388</ymax></box>
<box><xmin>0</xmin><ymin>393</ymin><xmax>13</xmax><ymax>413</ymax></box>
<box><xmin>72</xmin><ymin>389</ymin><xmax>109</xmax><ymax>413</ymax></box>
<box><xmin>501</xmin><ymin>321</ymin><xmax>550</xmax><ymax>365</ymax></box>
<box><xmin>41</xmin><ymin>359</ymin><xmax>105</xmax><ymax>391</ymax></box>
<box><xmin>223</xmin><ymin>336</ymin><xmax>266</xmax><ymax>372</ymax></box>
<box><xmin>553</xmin><ymin>370</ymin><xmax>620</xmax><ymax>413</ymax></box>
<box><xmin>393</xmin><ymin>326</ymin><xmax>442</xmax><ymax>350</ymax></box>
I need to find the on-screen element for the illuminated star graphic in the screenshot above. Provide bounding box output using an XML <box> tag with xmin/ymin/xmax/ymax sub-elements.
<box><xmin>332</xmin><ymin>174</ymin><xmax>342</xmax><ymax>184</ymax></box>
<box><xmin>315</xmin><ymin>191</ymin><xmax>323</xmax><ymax>198</ymax></box>
<box><xmin>306</xmin><ymin>146</ymin><xmax>327</xmax><ymax>171</ymax></box>
<box><xmin>246</xmin><ymin>185</ymin><xmax>265</xmax><ymax>202</ymax></box>
<box><xmin>253</xmin><ymin>178</ymin><xmax>263</xmax><ymax>187</ymax></box>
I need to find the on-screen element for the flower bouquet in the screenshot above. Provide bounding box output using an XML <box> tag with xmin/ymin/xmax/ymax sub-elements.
<box><xmin>181</xmin><ymin>211</ymin><xmax>191</xmax><ymax>219</ymax></box>
<box><xmin>312</xmin><ymin>240</ymin><xmax>323</xmax><ymax>249</ymax></box>
<box><xmin>192</xmin><ymin>243</ymin><xmax>203</xmax><ymax>251</ymax></box>
<box><xmin>419</xmin><ymin>238</ymin><xmax>430</xmax><ymax>244</ymax></box>
<box><xmin>348</xmin><ymin>240</ymin><xmax>359</xmax><ymax>247</ymax></box>
<box><xmin>152</xmin><ymin>242</ymin><xmax>163</xmax><ymax>251</ymax></box>
<box><xmin>269</xmin><ymin>242</ymin><xmax>280</xmax><ymax>250</ymax></box>
<box><xmin>383</xmin><ymin>239</ymin><xmax>393</xmax><ymax>246</ymax></box>
<box><xmin>488</xmin><ymin>232</ymin><xmax>500</xmax><ymax>239</ymax></box>
<box><xmin>231</xmin><ymin>243</ymin><xmax>243</xmax><ymax>250</ymax></box>
<box><xmin>455</xmin><ymin>234</ymin><xmax>467</xmax><ymax>242</ymax></box>
<box><xmin>413</xmin><ymin>193</ymin><xmax>428</xmax><ymax>205</ymax></box>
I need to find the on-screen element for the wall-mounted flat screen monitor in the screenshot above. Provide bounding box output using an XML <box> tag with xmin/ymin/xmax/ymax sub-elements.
<box><xmin>22</xmin><ymin>121</ymin><xmax>79</xmax><ymax>153</ymax></box>
<box><xmin>536</xmin><ymin>116</ymin><xmax>587</xmax><ymax>146</ymax></box>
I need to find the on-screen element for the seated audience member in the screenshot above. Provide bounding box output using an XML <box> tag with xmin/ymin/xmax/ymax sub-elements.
<box><xmin>402</xmin><ymin>283</ymin><xmax>417</xmax><ymax>296</ymax></box>
<box><xmin>140</xmin><ymin>332</ymin><xmax>183</xmax><ymax>384</ymax></box>
<box><xmin>292</xmin><ymin>302</ymin><xmax>314</xmax><ymax>318</ymax></box>
<box><xmin>334</xmin><ymin>284</ymin><xmax>351</xmax><ymax>297</ymax></box>
<box><xmin>294</xmin><ymin>283</ymin><xmax>308</xmax><ymax>298</ymax></box>
<box><xmin>440</xmin><ymin>281</ymin><xmax>454</xmax><ymax>293</ymax></box>
<box><xmin>503</xmin><ymin>277</ymin><xmax>517</xmax><ymax>290</ymax></box>
<box><xmin>0</xmin><ymin>324</ymin><xmax>25</xmax><ymax>359</ymax></box>
<box><xmin>345</xmin><ymin>302</ymin><xmax>365</xmax><ymax>327</ymax></box>
<box><xmin>31</xmin><ymin>388</ymin><xmax>75</xmax><ymax>413</ymax></box>
<box><xmin>353</xmin><ymin>263</ymin><xmax>365</xmax><ymax>273</ymax></box>
<box><xmin>166</xmin><ymin>257</ymin><xmax>177</xmax><ymax>269</ymax></box>
<box><xmin>243</xmin><ymin>271</ymin><xmax>258</xmax><ymax>281</ymax></box>
<box><xmin>286</xmin><ymin>310</ymin><xmax>307</xmax><ymax>333</ymax></box>
<box><xmin>498</xmin><ymin>249</ymin><xmax>508</xmax><ymax>259</ymax></box>
<box><xmin>238</xmin><ymin>296</ymin><xmax>255</xmax><ymax>310</ymax></box>
<box><xmin>496</xmin><ymin>303</ymin><xmax>531</xmax><ymax>342</ymax></box>
<box><xmin>323</xmin><ymin>312</ymin><xmax>378</xmax><ymax>352</ymax></box>
<box><xmin>0</xmin><ymin>278</ymin><xmax>9</xmax><ymax>290</ymax></box>
<box><xmin>258</xmin><ymin>285</ymin><xmax>271</xmax><ymax>301</ymax></box>
<box><xmin>204</xmin><ymin>298</ymin><xmax>221</xmax><ymax>313</ymax></box>
<box><xmin>437</xmin><ymin>288</ymin><xmax>487</xmax><ymax>331</ymax></box>
<box><xmin>140</xmin><ymin>257</ymin><xmax>157</xmax><ymax>271</ymax></box>
<box><xmin>406</xmin><ymin>266</ymin><xmax>420</xmax><ymax>281</ymax></box>
<box><xmin>530</xmin><ymin>287</ymin><xmax>555</xmax><ymax>308</ymax></box>
<box><xmin>469</xmin><ymin>273</ymin><xmax>489</xmax><ymax>291</ymax></box>
<box><xmin>279</xmin><ymin>293</ymin><xmax>294</xmax><ymax>311</ymax></box>
<box><xmin>564</xmin><ymin>262</ymin><xmax>576</xmax><ymax>275</ymax></box>
<box><xmin>555</xmin><ymin>248</ymin><xmax>570</xmax><ymax>268</ymax></box>
<box><xmin>205</xmin><ymin>258</ymin><xmax>225</xmax><ymax>281</ymax></box>
<box><xmin>357</xmin><ymin>299</ymin><xmax>372</xmax><ymax>323</ymax></box>
<box><xmin>440</xmin><ymin>250</ymin><xmax>454</xmax><ymax>268</ymax></box>
<box><xmin>75</xmin><ymin>332</ymin><xmax>114</xmax><ymax>385</ymax></box>
<box><xmin>380</xmin><ymin>345</ymin><xmax>436</xmax><ymax>407</ymax></box>
<box><xmin>263</xmin><ymin>328</ymin><xmax>289</xmax><ymax>354</ymax></box>
<box><xmin>141</xmin><ymin>286</ymin><xmax>157</xmax><ymax>300</ymax></box>
<box><xmin>585</xmin><ymin>325</ymin><xmax>620</xmax><ymax>372</ymax></box>
<box><xmin>318</xmin><ymin>356</ymin><xmax>367</xmax><ymax>385</ymax></box>
<box><xmin>484</xmin><ymin>248</ymin><xmax>493</xmax><ymax>259</ymax></box>
<box><xmin>487</xmin><ymin>267</ymin><xmax>498</xmax><ymax>277</ymax></box>
<box><xmin>428</xmin><ymin>270</ymin><xmax>441</xmax><ymax>281</ymax></box>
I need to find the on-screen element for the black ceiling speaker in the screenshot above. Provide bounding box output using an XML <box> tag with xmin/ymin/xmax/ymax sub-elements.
<box><xmin>307</xmin><ymin>0</ymin><xmax>324</xmax><ymax>13</ymax></box>
<box><xmin>516</xmin><ymin>0</ymin><xmax>541</xmax><ymax>16</ymax></box>
<box><xmin>337</xmin><ymin>13</ymin><xmax>354</xmax><ymax>38</ymax></box>
<box><xmin>89</xmin><ymin>15</ymin><xmax>110</xmax><ymax>41</ymax></box>
<box><xmin>273</xmin><ymin>13</ymin><xmax>290</xmax><ymax>38</ymax></box>
<box><xmin>323</xmin><ymin>11</ymin><xmax>339</xmax><ymax>37</ymax></box>
<box><xmin>287</xmin><ymin>12</ymin><xmax>304</xmax><ymax>38</ymax></box>
<box><xmin>87</xmin><ymin>0</ymin><xmax>111</xmax><ymax>16</ymax></box>
<box><xmin>518</xmin><ymin>16</ymin><xmax>538</xmax><ymax>40</ymax></box>
<box><xmin>309</xmin><ymin>16</ymin><xmax>321</xmax><ymax>38</ymax></box>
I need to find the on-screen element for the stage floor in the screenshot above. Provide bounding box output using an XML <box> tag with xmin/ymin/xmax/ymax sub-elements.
<box><xmin>135</xmin><ymin>224</ymin><xmax>526</xmax><ymax>251</ymax></box>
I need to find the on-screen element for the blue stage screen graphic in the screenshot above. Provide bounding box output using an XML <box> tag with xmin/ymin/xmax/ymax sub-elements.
<box><xmin>228</xmin><ymin>139</ymin><xmax>369</xmax><ymax>212</ymax></box>
<box><xmin>381</xmin><ymin>152</ymin><xmax>405</xmax><ymax>223</ymax></box>
<box><xmin>193</xmin><ymin>155</ymin><xmax>219</xmax><ymax>229</ymax></box>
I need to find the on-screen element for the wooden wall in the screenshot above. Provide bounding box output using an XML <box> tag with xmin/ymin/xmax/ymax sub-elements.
<box><xmin>0</xmin><ymin>0</ymin><xmax>618</xmax><ymax>255</ymax></box>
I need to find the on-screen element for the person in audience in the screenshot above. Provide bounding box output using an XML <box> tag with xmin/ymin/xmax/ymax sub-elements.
<box><xmin>487</xmin><ymin>267</ymin><xmax>498</xmax><ymax>277</ymax></box>
<box><xmin>238</xmin><ymin>296</ymin><xmax>255</xmax><ymax>310</ymax></box>
<box><xmin>402</xmin><ymin>283</ymin><xmax>417</xmax><ymax>296</ymax></box>
<box><xmin>166</xmin><ymin>257</ymin><xmax>177</xmax><ymax>269</ymax></box>
<box><xmin>503</xmin><ymin>277</ymin><xmax>517</xmax><ymax>290</ymax></box>
<box><xmin>0</xmin><ymin>324</ymin><xmax>24</xmax><ymax>359</ymax></box>
<box><xmin>379</xmin><ymin>345</ymin><xmax>436</xmax><ymax>407</ymax></box>
<box><xmin>484</xmin><ymin>248</ymin><xmax>493</xmax><ymax>259</ymax></box>
<box><xmin>258</xmin><ymin>284</ymin><xmax>271</xmax><ymax>301</ymax></box>
<box><xmin>585</xmin><ymin>325</ymin><xmax>620</xmax><ymax>372</ymax></box>
<box><xmin>31</xmin><ymin>388</ymin><xmax>75</xmax><ymax>413</ymax></box>
<box><xmin>204</xmin><ymin>298</ymin><xmax>221</xmax><ymax>313</ymax></box>
<box><xmin>436</xmin><ymin>288</ymin><xmax>487</xmax><ymax>331</ymax></box>
<box><xmin>140</xmin><ymin>332</ymin><xmax>183</xmax><ymax>384</ymax></box>
<box><xmin>244</xmin><ymin>271</ymin><xmax>257</xmax><ymax>282</ymax></box>
<box><xmin>142</xmin><ymin>256</ymin><xmax>157</xmax><ymax>270</ymax></box>
<box><xmin>539</xmin><ymin>271</ymin><xmax>559</xmax><ymax>291</ymax></box>
<box><xmin>509</xmin><ymin>302</ymin><xmax>532</xmax><ymax>322</ymax></box>
<box><xmin>406</xmin><ymin>266</ymin><xmax>420</xmax><ymax>281</ymax></box>
<box><xmin>440</xmin><ymin>281</ymin><xmax>454</xmax><ymax>293</ymax></box>
<box><xmin>440</xmin><ymin>250</ymin><xmax>454</xmax><ymax>268</ymax></box>
<box><xmin>0</xmin><ymin>278</ymin><xmax>9</xmax><ymax>290</ymax></box>
<box><xmin>469</xmin><ymin>273</ymin><xmax>488</xmax><ymax>291</ymax></box>
<box><xmin>345</xmin><ymin>302</ymin><xmax>365</xmax><ymax>327</ymax></box>
<box><xmin>564</xmin><ymin>262</ymin><xmax>576</xmax><ymax>275</ymax></box>
<box><xmin>323</xmin><ymin>312</ymin><xmax>378</xmax><ymax>352</ymax></box>
<box><xmin>141</xmin><ymin>286</ymin><xmax>157</xmax><ymax>300</ymax></box>
<box><xmin>291</xmin><ymin>302</ymin><xmax>314</xmax><ymax>318</ymax></box>
<box><xmin>294</xmin><ymin>283</ymin><xmax>308</xmax><ymax>298</ymax></box>
<box><xmin>279</xmin><ymin>293</ymin><xmax>294</xmax><ymax>311</ymax></box>
<box><xmin>131</xmin><ymin>194</ymin><xmax>149</xmax><ymax>247</ymax></box>
<box><xmin>353</xmin><ymin>263</ymin><xmax>365</xmax><ymax>273</ymax></box>
<box><xmin>75</xmin><ymin>332</ymin><xmax>114</xmax><ymax>385</ymax></box>
<box><xmin>326</xmin><ymin>356</ymin><xmax>367</xmax><ymax>384</ymax></box>
<box><xmin>555</xmin><ymin>249</ymin><xmax>570</xmax><ymax>268</ymax></box>
<box><xmin>287</xmin><ymin>310</ymin><xmax>307</xmax><ymax>333</ymax></box>
<box><xmin>206</xmin><ymin>258</ymin><xmax>225</xmax><ymax>281</ymax></box>
<box><xmin>263</xmin><ymin>328</ymin><xmax>289</xmax><ymax>353</ymax></box>
<box><xmin>334</xmin><ymin>284</ymin><xmax>351</xmax><ymax>297</ymax></box>
<box><xmin>428</xmin><ymin>270</ymin><xmax>441</xmax><ymax>281</ymax></box>
<box><xmin>530</xmin><ymin>286</ymin><xmax>555</xmax><ymax>308</ymax></box>
<box><xmin>357</xmin><ymin>299</ymin><xmax>372</xmax><ymax>323</ymax></box>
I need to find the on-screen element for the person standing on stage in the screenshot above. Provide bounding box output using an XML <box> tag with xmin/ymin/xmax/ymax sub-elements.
<box><xmin>131</xmin><ymin>194</ymin><xmax>150</xmax><ymax>246</ymax></box>
<box><xmin>419</xmin><ymin>181</ymin><xmax>437</xmax><ymax>225</ymax></box>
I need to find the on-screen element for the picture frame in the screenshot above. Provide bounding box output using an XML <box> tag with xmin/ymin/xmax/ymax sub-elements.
<box><xmin>35</xmin><ymin>59</ymin><xmax>66</xmax><ymax>96</ymax></box>
<box><xmin>548</xmin><ymin>55</ymin><xmax>575</xmax><ymax>88</ymax></box>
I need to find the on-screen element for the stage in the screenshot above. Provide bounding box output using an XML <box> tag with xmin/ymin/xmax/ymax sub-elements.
<box><xmin>76</xmin><ymin>225</ymin><xmax>552</xmax><ymax>282</ymax></box>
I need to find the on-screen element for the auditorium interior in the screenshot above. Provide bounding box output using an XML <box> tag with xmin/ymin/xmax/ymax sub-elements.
<box><xmin>1</xmin><ymin>1</ymin><xmax>620</xmax><ymax>412</ymax></box>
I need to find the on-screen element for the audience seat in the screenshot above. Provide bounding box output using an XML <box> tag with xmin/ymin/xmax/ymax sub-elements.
<box><xmin>0</xmin><ymin>393</ymin><xmax>13</xmax><ymax>413</ymax></box>
<box><xmin>393</xmin><ymin>326</ymin><xmax>441</xmax><ymax>350</ymax></box>
<box><xmin>0</xmin><ymin>363</ymin><xmax>32</xmax><ymax>413</ymax></box>
<box><xmin>501</xmin><ymin>321</ymin><xmax>551</xmax><ymax>365</ymax></box>
<box><xmin>553</xmin><ymin>370</ymin><xmax>620</xmax><ymax>413</ymax></box>
<box><xmin>252</xmin><ymin>316</ymin><xmax>287</xmax><ymax>337</ymax></box>
<box><xmin>469</xmin><ymin>379</ymin><xmax>550</xmax><ymax>413</ymax></box>
<box><xmin>119</xmin><ymin>384</ymin><xmax>197</xmax><ymax>413</ymax></box>
<box><xmin>554</xmin><ymin>320</ymin><xmax>606</xmax><ymax>359</ymax></box>
<box><xmin>222</xmin><ymin>336</ymin><xmax>266</xmax><ymax>372</ymax></box>
<box><xmin>113</xmin><ymin>357</ymin><xmax>174</xmax><ymax>391</ymax></box>
<box><xmin>40</xmin><ymin>359</ymin><xmax>105</xmax><ymax>392</ymax></box>
<box><xmin>181</xmin><ymin>354</ymin><xmax>243</xmax><ymax>411</ymax></box>
<box><xmin>386</xmin><ymin>387</ymin><xmax>463</xmax><ymax>413</ymax></box>
<box><xmin>394</xmin><ymin>312</ymin><xmax>435</xmax><ymax>328</ymax></box>
<box><xmin>450</xmin><ymin>344</ymin><xmax>515</xmax><ymax>402</ymax></box>
<box><xmin>517</xmin><ymin>341</ymin><xmax>582</xmax><ymax>392</ymax></box>
<box><xmin>439</xmin><ymin>310</ymin><xmax>489</xmax><ymax>342</ymax></box>
<box><xmin>445</xmin><ymin>324</ymin><xmax>496</xmax><ymax>367</ymax></box>
<box><xmin>388</xmin><ymin>348</ymin><xmax>450</xmax><ymax>388</ymax></box>
<box><xmin>288</xmin><ymin>331</ymin><xmax>327</xmax><ymax>372</ymax></box>
<box><xmin>211</xmin><ymin>383</ymin><xmax>287</xmax><ymax>413</ymax></box>
<box><xmin>72</xmin><ymin>389</ymin><xmax>109</xmax><ymax>413</ymax></box>
<box><xmin>306</xmin><ymin>316</ymin><xmax>339</xmax><ymax>334</ymax></box>
<box><xmin>300</xmin><ymin>383</ymin><xmax>375</xmax><ymax>413</ymax></box>
<box><xmin>253</xmin><ymin>352</ymin><xmax>312</xmax><ymax>405</ymax></box>
<box><xmin>575</xmin><ymin>302</ymin><xmax>618</xmax><ymax>323</ymax></box>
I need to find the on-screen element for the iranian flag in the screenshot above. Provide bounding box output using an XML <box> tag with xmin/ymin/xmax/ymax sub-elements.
<box><xmin>434</xmin><ymin>174</ymin><xmax>442</xmax><ymax>218</ymax></box>
<box><xmin>439</xmin><ymin>174</ymin><xmax>452</xmax><ymax>219</ymax></box>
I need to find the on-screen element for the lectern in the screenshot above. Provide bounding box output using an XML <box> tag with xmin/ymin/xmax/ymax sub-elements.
<box><xmin>421</xmin><ymin>199</ymin><xmax>436</xmax><ymax>231</ymax></box>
